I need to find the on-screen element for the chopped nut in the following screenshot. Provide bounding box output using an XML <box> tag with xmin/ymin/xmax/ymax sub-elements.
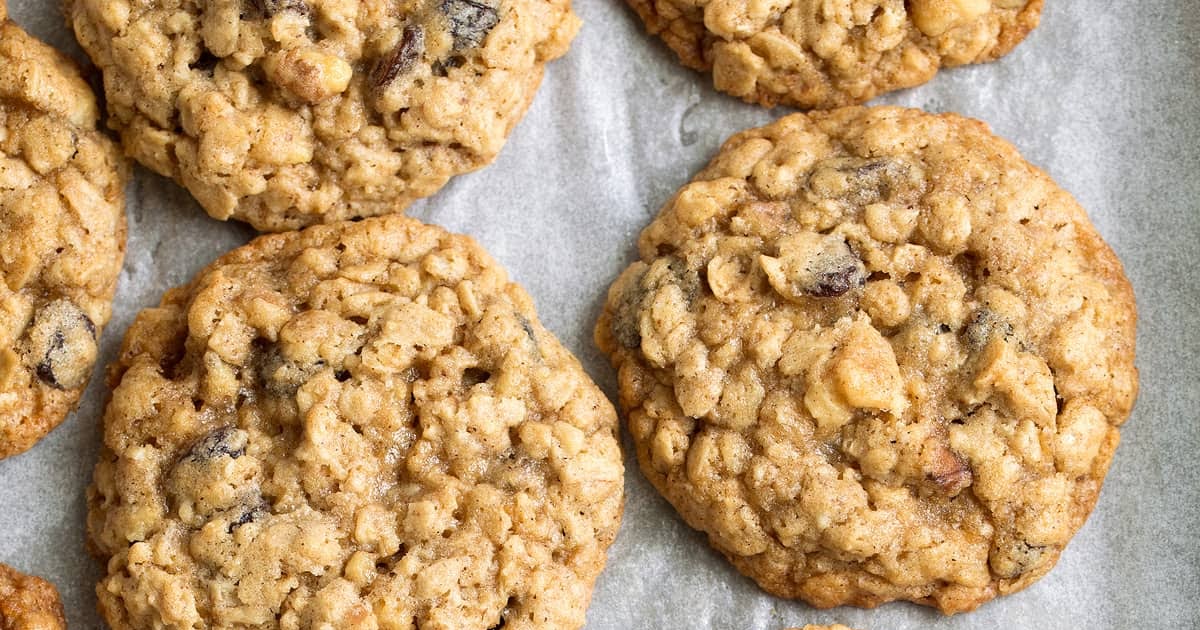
<box><xmin>264</xmin><ymin>47</ymin><xmax>353</xmax><ymax>103</ymax></box>
<box><xmin>925</xmin><ymin>445</ymin><xmax>972</xmax><ymax>496</ymax></box>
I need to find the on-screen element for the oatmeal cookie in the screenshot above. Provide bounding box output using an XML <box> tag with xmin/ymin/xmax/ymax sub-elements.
<box><xmin>627</xmin><ymin>0</ymin><xmax>1042</xmax><ymax>108</ymax></box>
<box><xmin>596</xmin><ymin>106</ymin><xmax>1137</xmax><ymax>613</ymax></box>
<box><xmin>786</xmin><ymin>626</ymin><xmax>856</xmax><ymax>630</ymax></box>
<box><xmin>68</xmin><ymin>0</ymin><xmax>580</xmax><ymax>232</ymax></box>
<box><xmin>89</xmin><ymin>215</ymin><xmax>624</xmax><ymax>628</ymax></box>
<box><xmin>0</xmin><ymin>563</ymin><xmax>67</xmax><ymax>630</ymax></box>
<box><xmin>0</xmin><ymin>0</ymin><xmax>129</xmax><ymax>459</ymax></box>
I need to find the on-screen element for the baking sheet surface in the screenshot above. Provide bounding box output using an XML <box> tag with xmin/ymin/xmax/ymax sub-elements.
<box><xmin>2</xmin><ymin>0</ymin><xmax>1197</xmax><ymax>627</ymax></box>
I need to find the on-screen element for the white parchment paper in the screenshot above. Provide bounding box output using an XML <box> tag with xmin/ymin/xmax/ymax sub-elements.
<box><xmin>2</xmin><ymin>1</ymin><xmax>1197</xmax><ymax>627</ymax></box>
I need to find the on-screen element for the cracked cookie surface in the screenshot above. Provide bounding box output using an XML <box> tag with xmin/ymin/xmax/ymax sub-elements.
<box><xmin>627</xmin><ymin>0</ymin><xmax>1041</xmax><ymax>108</ymax></box>
<box><xmin>596</xmin><ymin>106</ymin><xmax>1137</xmax><ymax>613</ymax></box>
<box><xmin>89</xmin><ymin>215</ymin><xmax>623</xmax><ymax>629</ymax></box>
<box><xmin>0</xmin><ymin>0</ymin><xmax>129</xmax><ymax>459</ymax></box>
<box><xmin>68</xmin><ymin>0</ymin><xmax>580</xmax><ymax>231</ymax></box>
<box><xmin>0</xmin><ymin>563</ymin><xmax>67</xmax><ymax>630</ymax></box>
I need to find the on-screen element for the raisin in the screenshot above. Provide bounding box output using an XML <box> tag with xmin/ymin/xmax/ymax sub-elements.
<box><xmin>250</xmin><ymin>0</ymin><xmax>309</xmax><ymax>18</ymax></box>
<box><xmin>665</xmin><ymin>257</ymin><xmax>702</xmax><ymax>302</ymax></box>
<box><xmin>763</xmin><ymin>233</ymin><xmax>867</xmax><ymax>301</ymax></box>
<box><xmin>802</xmin><ymin>238</ymin><xmax>865</xmax><ymax>298</ymax></box>
<box><xmin>27</xmin><ymin>299</ymin><xmax>97</xmax><ymax>390</ymax></box>
<box><xmin>610</xmin><ymin>257</ymin><xmax>706</xmax><ymax>348</ymax></box>
<box><xmin>963</xmin><ymin>308</ymin><xmax>1015</xmax><ymax>350</ymax></box>
<box><xmin>516</xmin><ymin>313</ymin><xmax>540</xmax><ymax>354</ymax></box>
<box><xmin>401</xmin><ymin>366</ymin><xmax>421</xmax><ymax>383</ymax></box>
<box><xmin>811</xmin><ymin>158</ymin><xmax>915</xmax><ymax>206</ymax></box>
<box><xmin>186</xmin><ymin>427</ymin><xmax>247</xmax><ymax>462</ymax></box>
<box><xmin>809</xmin><ymin>263</ymin><xmax>864</xmax><ymax>298</ymax></box>
<box><xmin>610</xmin><ymin>267</ymin><xmax>648</xmax><ymax>350</ymax></box>
<box><xmin>371</xmin><ymin>25</ymin><xmax>425</xmax><ymax>89</ymax></box>
<box><xmin>609</xmin><ymin>257</ymin><xmax>705</xmax><ymax>349</ymax></box>
<box><xmin>846</xmin><ymin>160</ymin><xmax>895</xmax><ymax>201</ymax></box>
<box><xmin>989</xmin><ymin>537</ymin><xmax>1047</xmax><ymax>579</ymax></box>
<box><xmin>432</xmin><ymin>55</ymin><xmax>466</xmax><ymax>77</ymax></box>
<box><xmin>256</xmin><ymin>343</ymin><xmax>325</xmax><ymax>396</ymax></box>
<box><xmin>440</xmin><ymin>0</ymin><xmax>500</xmax><ymax>50</ymax></box>
<box><xmin>227</xmin><ymin>499</ymin><xmax>269</xmax><ymax>533</ymax></box>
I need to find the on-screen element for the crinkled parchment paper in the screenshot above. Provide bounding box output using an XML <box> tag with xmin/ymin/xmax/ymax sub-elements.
<box><xmin>2</xmin><ymin>1</ymin><xmax>1197</xmax><ymax>627</ymax></box>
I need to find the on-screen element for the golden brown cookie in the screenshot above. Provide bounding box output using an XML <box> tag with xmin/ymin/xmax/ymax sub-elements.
<box><xmin>89</xmin><ymin>215</ymin><xmax>624</xmax><ymax>628</ymax></box>
<box><xmin>0</xmin><ymin>563</ymin><xmax>67</xmax><ymax>630</ymax></box>
<box><xmin>0</xmin><ymin>0</ymin><xmax>129</xmax><ymax>459</ymax></box>
<box><xmin>596</xmin><ymin>106</ymin><xmax>1137</xmax><ymax>613</ymax></box>
<box><xmin>68</xmin><ymin>0</ymin><xmax>580</xmax><ymax>231</ymax></box>
<box><xmin>627</xmin><ymin>0</ymin><xmax>1042</xmax><ymax>108</ymax></box>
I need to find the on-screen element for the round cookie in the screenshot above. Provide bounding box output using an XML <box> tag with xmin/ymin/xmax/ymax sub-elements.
<box><xmin>0</xmin><ymin>563</ymin><xmax>67</xmax><ymax>630</ymax></box>
<box><xmin>596</xmin><ymin>106</ymin><xmax>1137</xmax><ymax>613</ymax></box>
<box><xmin>786</xmin><ymin>626</ymin><xmax>856</xmax><ymax>630</ymax></box>
<box><xmin>88</xmin><ymin>215</ymin><xmax>624</xmax><ymax>628</ymax></box>
<box><xmin>0</xmin><ymin>0</ymin><xmax>129</xmax><ymax>459</ymax></box>
<box><xmin>627</xmin><ymin>0</ymin><xmax>1042</xmax><ymax>109</ymax></box>
<box><xmin>68</xmin><ymin>0</ymin><xmax>580</xmax><ymax>232</ymax></box>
